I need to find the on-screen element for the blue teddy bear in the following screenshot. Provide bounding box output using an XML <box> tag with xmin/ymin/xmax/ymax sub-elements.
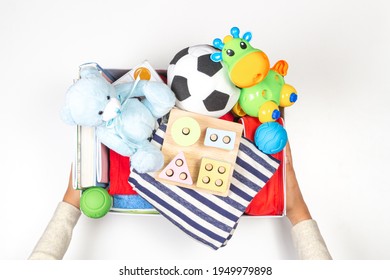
<box><xmin>61</xmin><ymin>66</ymin><xmax>176</xmax><ymax>173</ymax></box>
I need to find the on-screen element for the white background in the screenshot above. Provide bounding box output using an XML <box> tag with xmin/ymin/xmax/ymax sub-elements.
<box><xmin>1</xmin><ymin>0</ymin><xmax>389</xmax><ymax>260</ymax></box>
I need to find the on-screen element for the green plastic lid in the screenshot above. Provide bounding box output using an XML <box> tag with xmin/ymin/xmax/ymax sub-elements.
<box><xmin>80</xmin><ymin>187</ymin><xmax>112</xmax><ymax>219</ymax></box>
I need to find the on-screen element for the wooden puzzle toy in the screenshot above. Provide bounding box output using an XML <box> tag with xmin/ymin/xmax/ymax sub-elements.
<box><xmin>170</xmin><ymin>116</ymin><xmax>201</xmax><ymax>147</ymax></box>
<box><xmin>204</xmin><ymin>127</ymin><xmax>236</xmax><ymax>151</ymax></box>
<box><xmin>158</xmin><ymin>151</ymin><xmax>193</xmax><ymax>185</ymax></box>
<box><xmin>196</xmin><ymin>157</ymin><xmax>232</xmax><ymax>194</ymax></box>
<box><xmin>155</xmin><ymin>108</ymin><xmax>243</xmax><ymax>196</ymax></box>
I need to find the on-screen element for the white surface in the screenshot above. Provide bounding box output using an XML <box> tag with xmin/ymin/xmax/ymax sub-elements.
<box><xmin>1</xmin><ymin>0</ymin><xmax>389</xmax><ymax>260</ymax></box>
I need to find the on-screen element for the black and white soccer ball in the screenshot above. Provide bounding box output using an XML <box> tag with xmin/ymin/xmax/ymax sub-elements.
<box><xmin>167</xmin><ymin>44</ymin><xmax>240</xmax><ymax>118</ymax></box>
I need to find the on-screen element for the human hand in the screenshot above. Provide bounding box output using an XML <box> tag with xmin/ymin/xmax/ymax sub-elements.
<box><xmin>285</xmin><ymin>142</ymin><xmax>312</xmax><ymax>226</ymax></box>
<box><xmin>62</xmin><ymin>167</ymin><xmax>81</xmax><ymax>209</ymax></box>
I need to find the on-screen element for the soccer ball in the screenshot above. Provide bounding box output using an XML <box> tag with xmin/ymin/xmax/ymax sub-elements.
<box><xmin>167</xmin><ymin>44</ymin><xmax>240</xmax><ymax>118</ymax></box>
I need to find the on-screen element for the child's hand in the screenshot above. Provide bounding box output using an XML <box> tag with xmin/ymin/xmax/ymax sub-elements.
<box><xmin>285</xmin><ymin>142</ymin><xmax>312</xmax><ymax>226</ymax></box>
<box><xmin>62</xmin><ymin>168</ymin><xmax>80</xmax><ymax>209</ymax></box>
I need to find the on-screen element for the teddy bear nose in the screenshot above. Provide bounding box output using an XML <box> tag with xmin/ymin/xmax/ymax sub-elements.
<box><xmin>102</xmin><ymin>97</ymin><xmax>121</xmax><ymax>122</ymax></box>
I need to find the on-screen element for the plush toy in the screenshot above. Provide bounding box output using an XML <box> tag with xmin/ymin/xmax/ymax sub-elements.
<box><xmin>61</xmin><ymin>66</ymin><xmax>176</xmax><ymax>173</ymax></box>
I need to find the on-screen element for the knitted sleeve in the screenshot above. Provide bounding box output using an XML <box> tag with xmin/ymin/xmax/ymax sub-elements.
<box><xmin>28</xmin><ymin>202</ymin><xmax>81</xmax><ymax>260</ymax></box>
<box><xmin>291</xmin><ymin>219</ymin><xmax>332</xmax><ymax>260</ymax></box>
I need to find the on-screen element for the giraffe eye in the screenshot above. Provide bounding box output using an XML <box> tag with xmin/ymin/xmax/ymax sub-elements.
<box><xmin>98</xmin><ymin>111</ymin><xmax>103</xmax><ymax>115</ymax></box>
<box><xmin>226</xmin><ymin>49</ymin><xmax>235</xmax><ymax>56</ymax></box>
<box><xmin>107</xmin><ymin>96</ymin><xmax>111</xmax><ymax>100</ymax></box>
<box><xmin>240</xmin><ymin>41</ymin><xmax>247</xmax><ymax>49</ymax></box>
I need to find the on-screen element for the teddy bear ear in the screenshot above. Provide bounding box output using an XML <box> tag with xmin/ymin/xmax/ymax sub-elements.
<box><xmin>60</xmin><ymin>105</ymin><xmax>76</xmax><ymax>125</ymax></box>
<box><xmin>79</xmin><ymin>66</ymin><xmax>101</xmax><ymax>79</ymax></box>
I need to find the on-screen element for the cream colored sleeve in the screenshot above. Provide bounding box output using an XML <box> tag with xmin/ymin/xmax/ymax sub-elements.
<box><xmin>291</xmin><ymin>219</ymin><xmax>332</xmax><ymax>260</ymax></box>
<box><xmin>28</xmin><ymin>201</ymin><xmax>81</xmax><ymax>260</ymax></box>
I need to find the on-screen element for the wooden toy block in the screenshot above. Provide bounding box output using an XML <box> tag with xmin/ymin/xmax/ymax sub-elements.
<box><xmin>196</xmin><ymin>158</ymin><xmax>232</xmax><ymax>195</ymax></box>
<box><xmin>204</xmin><ymin>127</ymin><xmax>236</xmax><ymax>150</ymax></box>
<box><xmin>170</xmin><ymin>116</ymin><xmax>201</xmax><ymax>147</ymax></box>
<box><xmin>155</xmin><ymin>108</ymin><xmax>243</xmax><ymax>196</ymax></box>
<box><xmin>158</xmin><ymin>152</ymin><xmax>193</xmax><ymax>185</ymax></box>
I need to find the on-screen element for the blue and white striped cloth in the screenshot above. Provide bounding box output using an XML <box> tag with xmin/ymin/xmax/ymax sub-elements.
<box><xmin>129</xmin><ymin>124</ymin><xmax>280</xmax><ymax>249</ymax></box>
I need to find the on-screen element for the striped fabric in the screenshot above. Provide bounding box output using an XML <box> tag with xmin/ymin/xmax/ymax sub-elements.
<box><xmin>129</xmin><ymin>124</ymin><xmax>280</xmax><ymax>249</ymax></box>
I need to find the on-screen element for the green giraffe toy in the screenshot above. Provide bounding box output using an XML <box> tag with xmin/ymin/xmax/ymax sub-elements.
<box><xmin>211</xmin><ymin>27</ymin><xmax>297</xmax><ymax>123</ymax></box>
<box><xmin>210</xmin><ymin>27</ymin><xmax>298</xmax><ymax>154</ymax></box>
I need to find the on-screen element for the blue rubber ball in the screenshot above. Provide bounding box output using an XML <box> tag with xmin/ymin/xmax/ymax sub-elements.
<box><xmin>254</xmin><ymin>122</ymin><xmax>288</xmax><ymax>154</ymax></box>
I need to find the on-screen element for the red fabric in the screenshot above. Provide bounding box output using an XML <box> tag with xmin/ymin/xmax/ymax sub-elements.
<box><xmin>239</xmin><ymin>116</ymin><xmax>285</xmax><ymax>216</ymax></box>
<box><xmin>108</xmin><ymin>149</ymin><xmax>137</xmax><ymax>195</ymax></box>
<box><xmin>219</xmin><ymin>111</ymin><xmax>236</xmax><ymax>122</ymax></box>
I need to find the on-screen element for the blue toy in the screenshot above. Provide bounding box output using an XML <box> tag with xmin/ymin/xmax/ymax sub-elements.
<box><xmin>254</xmin><ymin>122</ymin><xmax>288</xmax><ymax>155</ymax></box>
<box><xmin>61</xmin><ymin>66</ymin><xmax>176</xmax><ymax>173</ymax></box>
